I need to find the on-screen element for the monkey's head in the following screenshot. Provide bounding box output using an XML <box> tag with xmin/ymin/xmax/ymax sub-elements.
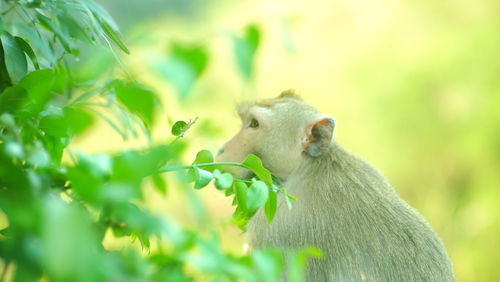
<box><xmin>216</xmin><ymin>90</ymin><xmax>335</xmax><ymax>181</ymax></box>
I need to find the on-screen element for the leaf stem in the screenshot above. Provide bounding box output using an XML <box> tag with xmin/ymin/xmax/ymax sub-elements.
<box><xmin>159</xmin><ymin>162</ymin><xmax>245</xmax><ymax>172</ymax></box>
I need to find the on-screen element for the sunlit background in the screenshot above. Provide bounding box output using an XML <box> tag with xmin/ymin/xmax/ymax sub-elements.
<box><xmin>71</xmin><ymin>0</ymin><xmax>500</xmax><ymax>280</ymax></box>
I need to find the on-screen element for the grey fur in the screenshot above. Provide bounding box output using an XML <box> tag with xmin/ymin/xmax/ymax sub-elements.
<box><xmin>247</xmin><ymin>143</ymin><xmax>455</xmax><ymax>282</ymax></box>
<box><xmin>219</xmin><ymin>94</ymin><xmax>454</xmax><ymax>281</ymax></box>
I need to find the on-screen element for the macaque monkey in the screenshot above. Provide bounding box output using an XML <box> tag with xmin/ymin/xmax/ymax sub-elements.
<box><xmin>216</xmin><ymin>91</ymin><xmax>454</xmax><ymax>281</ymax></box>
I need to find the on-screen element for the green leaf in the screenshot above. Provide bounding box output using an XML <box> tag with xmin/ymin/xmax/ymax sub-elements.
<box><xmin>77</xmin><ymin>152</ymin><xmax>113</xmax><ymax>178</ymax></box>
<box><xmin>42</xmin><ymin>198</ymin><xmax>101</xmax><ymax>282</ymax></box>
<box><xmin>24</xmin><ymin>0</ymin><xmax>41</xmax><ymax>8</ymax></box>
<box><xmin>115</xmin><ymin>81</ymin><xmax>156</xmax><ymax>127</ymax></box>
<box><xmin>287</xmin><ymin>250</ymin><xmax>307</xmax><ymax>282</ymax></box>
<box><xmin>242</xmin><ymin>154</ymin><xmax>273</xmax><ymax>185</ymax></box>
<box><xmin>264</xmin><ymin>190</ymin><xmax>278</xmax><ymax>222</ymax></box>
<box><xmin>84</xmin><ymin>0</ymin><xmax>120</xmax><ymax>30</ymax></box>
<box><xmin>0</xmin><ymin>86</ymin><xmax>28</xmax><ymax>114</ymax></box>
<box><xmin>74</xmin><ymin>4</ymin><xmax>126</xmax><ymax>56</ymax></box>
<box><xmin>136</xmin><ymin>232</ymin><xmax>151</xmax><ymax>250</ymax></box>
<box><xmin>40</xmin><ymin>114</ymin><xmax>69</xmax><ymax>138</ymax></box>
<box><xmin>14</xmin><ymin>36</ymin><xmax>39</xmax><ymax>69</ymax></box>
<box><xmin>57</xmin><ymin>15</ymin><xmax>92</xmax><ymax>44</ymax></box>
<box><xmin>193</xmin><ymin>149</ymin><xmax>214</xmax><ymax>164</ymax></box>
<box><xmin>156</xmin><ymin>42</ymin><xmax>208</xmax><ymax>99</ymax></box>
<box><xmin>304</xmin><ymin>247</ymin><xmax>323</xmax><ymax>258</ymax></box>
<box><xmin>246</xmin><ymin>24</ymin><xmax>261</xmax><ymax>51</ymax></box>
<box><xmin>1</xmin><ymin>32</ymin><xmax>28</xmax><ymax>81</ymax></box>
<box><xmin>63</xmin><ymin>107</ymin><xmax>94</xmax><ymax>136</ymax></box>
<box><xmin>17</xmin><ymin>69</ymin><xmax>55</xmax><ymax>117</ymax></box>
<box><xmin>68</xmin><ymin>162</ymin><xmax>103</xmax><ymax>204</ymax></box>
<box><xmin>234</xmin><ymin>181</ymin><xmax>248</xmax><ymax>211</ymax></box>
<box><xmin>184</xmin><ymin>168</ymin><xmax>196</xmax><ymax>183</ymax></box>
<box><xmin>285</xmin><ymin>248</ymin><xmax>321</xmax><ymax>282</ymax></box>
<box><xmin>151</xmin><ymin>173</ymin><xmax>167</xmax><ymax>195</ymax></box>
<box><xmin>171</xmin><ymin>120</ymin><xmax>188</xmax><ymax>136</ymax></box>
<box><xmin>154</xmin><ymin>58</ymin><xmax>196</xmax><ymax>100</ymax></box>
<box><xmin>213</xmin><ymin>169</ymin><xmax>234</xmax><ymax>190</ymax></box>
<box><xmin>100</xmin><ymin>182</ymin><xmax>138</xmax><ymax>203</ymax></box>
<box><xmin>14</xmin><ymin>20</ymin><xmax>56</xmax><ymax>65</ymax></box>
<box><xmin>246</xmin><ymin>180</ymin><xmax>268</xmax><ymax>211</ymax></box>
<box><xmin>232</xmin><ymin>24</ymin><xmax>261</xmax><ymax>80</ymax></box>
<box><xmin>53</xmin><ymin>63</ymin><xmax>69</xmax><ymax>94</ymax></box>
<box><xmin>231</xmin><ymin>207</ymin><xmax>251</xmax><ymax>231</ymax></box>
<box><xmin>192</xmin><ymin>149</ymin><xmax>216</xmax><ymax>172</ymax></box>
<box><xmin>224</xmin><ymin>186</ymin><xmax>235</xmax><ymax>196</ymax></box>
<box><xmin>37</xmin><ymin>12</ymin><xmax>72</xmax><ymax>53</ymax></box>
<box><xmin>44</xmin><ymin>134</ymin><xmax>70</xmax><ymax>164</ymax></box>
<box><xmin>98</xmin><ymin>18</ymin><xmax>130</xmax><ymax>54</ymax></box>
<box><xmin>194</xmin><ymin>168</ymin><xmax>213</xmax><ymax>189</ymax></box>
<box><xmin>111</xmin><ymin>146</ymin><xmax>177</xmax><ymax>184</ymax></box>
<box><xmin>19</xmin><ymin>69</ymin><xmax>55</xmax><ymax>97</ymax></box>
<box><xmin>171</xmin><ymin>42</ymin><xmax>208</xmax><ymax>77</ymax></box>
<box><xmin>252</xmin><ymin>249</ymin><xmax>284</xmax><ymax>282</ymax></box>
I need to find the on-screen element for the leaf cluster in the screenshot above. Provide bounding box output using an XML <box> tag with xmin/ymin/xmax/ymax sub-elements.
<box><xmin>0</xmin><ymin>1</ymin><xmax>311</xmax><ymax>281</ymax></box>
<box><xmin>162</xmin><ymin>151</ymin><xmax>296</xmax><ymax>229</ymax></box>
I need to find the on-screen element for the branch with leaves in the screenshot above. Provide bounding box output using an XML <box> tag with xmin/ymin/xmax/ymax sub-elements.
<box><xmin>0</xmin><ymin>1</ymin><xmax>313</xmax><ymax>281</ymax></box>
<box><xmin>160</xmin><ymin>150</ymin><xmax>296</xmax><ymax>229</ymax></box>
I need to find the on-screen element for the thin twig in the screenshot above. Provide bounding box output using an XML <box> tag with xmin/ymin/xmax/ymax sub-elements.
<box><xmin>159</xmin><ymin>162</ymin><xmax>244</xmax><ymax>173</ymax></box>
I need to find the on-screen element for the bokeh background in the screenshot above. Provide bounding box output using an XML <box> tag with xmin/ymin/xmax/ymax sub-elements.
<box><xmin>74</xmin><ymin>0</ymin><xmax>500</xmax><ymax>281</ymax></box>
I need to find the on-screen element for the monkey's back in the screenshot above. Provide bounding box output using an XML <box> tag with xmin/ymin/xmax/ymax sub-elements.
<box><xmin>247</xmin><ymin>145</ymin><xmax>455</xmax><ymax>282</ymax></box>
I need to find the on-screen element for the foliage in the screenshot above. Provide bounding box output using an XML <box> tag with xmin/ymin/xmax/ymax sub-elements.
<box><xmin>161</xmin><ymin>152</ymin><xmax>295</xmax><ymax>228</ymax></box>
<box><xmin>0</xmin><ymin>0</ymin><xmax>310</xmax><ymax>281</ymax></box>
<box><xmin>159</xmin><ymin>42</ymin><xmax>209</xmax><ymax>100</ymax></box>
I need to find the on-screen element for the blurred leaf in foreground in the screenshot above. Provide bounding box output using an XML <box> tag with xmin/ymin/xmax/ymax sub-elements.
<box><xmin>17</xmin><ymin>69</ymin><xmax>56</xmax><ymax>118</ymax></box>
<box><xmin>154</xmin><ymin>42</ymin><xmax>208</xmax><ymax>100</ymax></box>
<box><xmin>232</xmin><ymin>24</ymin><xmax>261</xmax><ymax>81</ymax></box>
<box><xmin>0</xmin><ymin>32</ymin><xmax>27</xmax><ymax>82</ymax></box>
<box><xmin>42</xmin><ymin>197</ymin><xmax>102</xmax><ymax>281</ymax></box>
<box><xmin>115</xmin><ymin>81</ymin><xmax>157</xmax><ymax>128</ymax></box>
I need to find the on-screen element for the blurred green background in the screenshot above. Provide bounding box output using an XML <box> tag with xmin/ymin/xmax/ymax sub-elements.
<box><xmin>71</xmin><ymin>0</ymin><xmax>500</xmax><ymax>281</ymax></box>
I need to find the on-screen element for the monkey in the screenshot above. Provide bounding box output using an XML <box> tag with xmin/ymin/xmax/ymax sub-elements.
<box><xmin>216</xmin><ymin>90</ymin><xmax>455</xmax><ymax>282</ymax></box>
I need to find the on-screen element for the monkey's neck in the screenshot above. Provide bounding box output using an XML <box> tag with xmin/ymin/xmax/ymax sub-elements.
<box><xmin>298</xmin><ymin>143</ymin><xmax>352</xmax><ymax>176</ymax></box>
<box><xmin>287</xmin><ymin>142</ymin><xmax>390</xmax><ymax>197</ymax></box>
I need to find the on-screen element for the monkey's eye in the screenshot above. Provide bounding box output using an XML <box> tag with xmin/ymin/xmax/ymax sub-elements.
<box><xmin>248</xmin><ymin>118</ymin><xmax>259</xmax><ymax>128</ymax></box>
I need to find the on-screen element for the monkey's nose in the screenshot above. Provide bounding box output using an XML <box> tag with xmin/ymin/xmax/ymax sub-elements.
<box><xmin>217</xmin><ymin>147</ymin><xmax>225</xmax><ymax>156</ymax></box>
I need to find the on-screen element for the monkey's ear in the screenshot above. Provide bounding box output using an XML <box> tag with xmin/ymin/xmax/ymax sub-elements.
<box><xmin>303</xmin><ymin>117</ymin><xmax>335</xmax><ymax>157</ymax></box>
